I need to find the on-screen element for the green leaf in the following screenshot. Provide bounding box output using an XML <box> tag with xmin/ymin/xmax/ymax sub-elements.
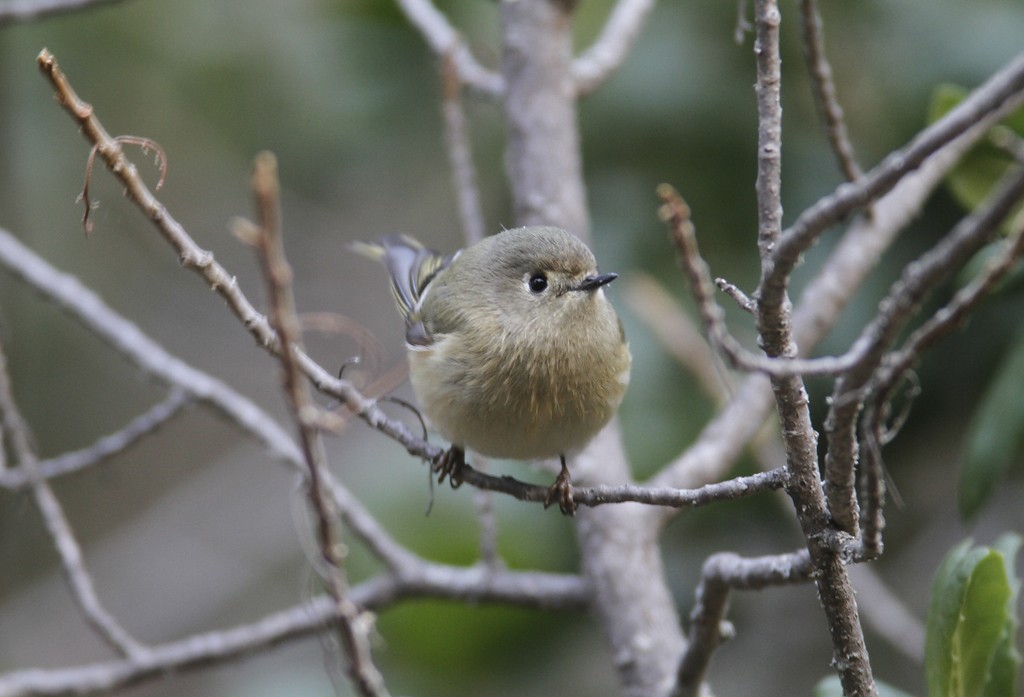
<box><xmin>927</xmin><ymin>84</ymin><xmax>1024</xmax><ymax>231</ymax></box>
<box><xmin>959</xmin><ymin>330</ymin><xmax>1024</xmax><ymax>520</ymax></box>
<box><xmin>926</xmin><ymin>537</ymin><xmax>1021</xmax><ymax>697</ymax></box>
<box><xmin>813</xmin><ymin>675</ymin><xmax>916</xmax><ymax>697</ymax></box>
<box><xmin>980</xmin><ymin>535</ymin><xmax>1022</xmax><ymax>697</ymax></box>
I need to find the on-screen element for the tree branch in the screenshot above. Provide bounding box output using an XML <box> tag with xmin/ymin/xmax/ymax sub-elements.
<box><xmin>761</xmin><ymin>50</ymin><xmax>1024</xmax><ymax>313</ymax></box>
<box><xmin>0</xmin><ymin>565</ymin><xmax>588</xmax><ymax>697</ymax></box>
<box><xmin>797</xmin><ymin>0</ymin><xmax>864</xmax><ymax>185</ymax></box>
<box><xmin>0</xmin><ymin>336</ymin><xmax>149</xmax><ymax>662</ymax></box>
<box><xmin>0</xmin><ymin>388</ymin><xmax>192</xmax><ymax>490</ymax></box>
<box><xmin>497</xmin><ymin>1</ymin><xmax>688</xmax><ymax>693</ymax></box>
<box><xmin>35</xmin><ymin>48</ymin><xmax>451</xmax><ymax>478</ymax></box>
<box><xmin>650</xmin><ymin>44</ymin><xmax>1019</xmax><ymax>510</ymax></box>
<box><xmin>674</xmin><ymin>550</ymin><xmax>813</xmax><ymax>697</ymax></box>
<box><xmin>823</xmin><ymin>162</ymin><xmax>1024</xmax><ymax>543</ymax></box>
<box><xmin>573</xmin><ymin>0</ymin><xmax>657</xmax><ymax>96</ymax></box>
<box><xmin>751</xmin><ymin>2</ymin><xmax>878</xmax><ymax>695</ymax></box>
<box><xmin>440</xmin><ymin>52</ymin><xmax>487</xmax><ymax>246</ymax></box>
<box><xmin>0</xmin><ymin>0</ymin><xmax>127</xmax><ymax>25</ymax></box>
<box><xmin>0</xmin><ymin>224</ymin><xmax>598</xmax><ymax>696</ymax></box>
<box><xmin>394</xmin><ymin>0</ymin><xmax>503</xmax><ymax>97</ymax></box>
<box><xmin>239</xmin><ymin>153</ymin><xmax>389</xmax><ymax>697</ymax></box>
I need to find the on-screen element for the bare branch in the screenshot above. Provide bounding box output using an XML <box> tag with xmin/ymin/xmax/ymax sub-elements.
<box><xmin>440</xmin><ymin>53</ymin><xmax>487</xmax><ymax>246</ymax></box>
<box><xmin>499</xmin><ymin>0</ymin><xmax>589</xmax><ymax>237</ymax></box>
<box><xmin>0</xmin><ymin>337</ymin><xmax>149</xmax><ymax>662</ymax></box>
<box><xmin>0</xmin><ymin>225</ymin><xmax>419</xmax><ymax>576</ymax></box>
<box><xmin>823</xmin><ymin>163</ymin><xmax>1024</xmax><ymax>538</ymax></box>
<box><xmin>573</xmin><ymin>0</ymin><xmax>657</xmax><ymax>96</ymax></box>
<box><xmin>0</xmin><ymin>388</ymin><xmax>193</xmax><ymax>490</ymax></box>
<box><xmin>622</xmin><ymin>273</ymin><xmax>729</xmax><ymax>403</ymax></box>
<box><xmin>0</xmin><ymin>566</ymin><xmax>588</xmax><ymax>697</ymax></box>
<box><xmin>750</xmin><ymin>2</ymin><xmax>878</xmax><ymax>694</ymax></box>
<box><xmin>0</xmin><ymin>223</ymin><xmax>600</xmax><ymax>695</ymax></box>
<box><xmin>873</xmin><ymin>215</ymin><xmax>1024</xmax><ymax>395</ymax></box>
<box><xmin>659</xmin><ymin>183</ymin><xmax>877</xmax><ymax>378</ymax></box>
<box><xmin>851</xmin><ymin>208</ymin><xmax>1024</xmax><ymax>554</ymax></box>
<box><xmin>760</xmin><ymin>50</ymin><xmax>1024</xmax><ymax>313</ymax></box>
<box><xmin>651</xmin><ymin>96</ymin><xmax>1013</xmax><ymax>506</ymax></box>
<box><xmin>674</xmin><ymin>550</ymin><xmax>813</xmax><ymax>697</ymax></box>
<box><xmin>797</xmin><ymin>0</ymin><xmax>864</xmax><ymax>185</ymax></box>
<box><xmin>35</xmin><ymin>48</ymin><xmax>447</xmax><ymax>477</ymax></box>
<box><xmin>395</xmin><ymin>0</ymin><xmax>503</xmax><ymax>97</ymax></box>
<box><xmin>470</xmin><ymin>457</ymin><xmax>503</xmax><ymax>569</ymax></box>
<box><xmin>0</xmin><ymin>0</ymin><xmax>128</xmax><ymax>26</ymax></box>
<box><xmin>240</xmin><ymin>152</ymin><xmax>389</xmax><ymax>697</ymax></box>
<box><xmin>447</xmin><ymin>455</ymin><xmax>787</xmax><ymax>509</ymax></box>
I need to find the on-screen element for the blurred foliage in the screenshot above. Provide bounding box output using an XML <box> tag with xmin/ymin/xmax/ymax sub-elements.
<box><xmin>925</xmin><ymin>84</ymin><xmax>1024</xmax><ymax>521</ymax></box>
<box><xmin>927</xmin><ymin>83</ymin><xmax>1024</xmax><ymax>233</ymax></box>
<box><xmin>1</xmin><ymin>1</ymin><xmax>1024</xmax><ymax>696</ymax></box>
<box><xmin>958</xmin><ymin>329</ymin><xmax>1024</xmax><ymax>521</ymax></box>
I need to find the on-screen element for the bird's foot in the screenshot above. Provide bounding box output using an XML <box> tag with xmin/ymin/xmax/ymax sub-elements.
<box><xmin>544</xmin><ymin>456</ymin><xmax>576</xmax><ymax>516</ymax></box>
<box><xmin>434</xmin><ymin>445</ymin><xmax>466</xmax><ymax>489</ymax></box>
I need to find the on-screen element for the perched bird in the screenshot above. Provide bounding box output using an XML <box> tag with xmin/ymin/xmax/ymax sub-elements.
<box><xmin>355</xmin><ymin>226</ymin><xmax>630</xmax><ymax>514</ymax></box>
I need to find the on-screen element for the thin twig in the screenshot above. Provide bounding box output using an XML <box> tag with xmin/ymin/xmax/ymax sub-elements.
<box><xmin>0</xmin><ymin>567</ymin><xmax>588</xmax><ymax>697</ymax></box>
<box><xmin>760</xmin><ymin>50</ymin><xmax>1024</xmax><ymax>313</ymax></box>
<box><xmin>622</xmin><ymin>273</ymin><xmax>730</xmax><ymax>403</ymax></box>
<box><xmin>239</xmin><ymin>152</ymin><xmax>389</xmax><ymax>697</ymax></box>
<box><xmin>453</xmin><ymin>462</ymin><xmax>788</xmax><ymax>509</ymax></box>
<box><xmin>822</xmin><ymin>163</ymin><xmax>1024</xmax><ymax>536</ymax></box>
<box><xmin>36</xmin><ymin>48</ymin><xmax>445</xmax><ymax>476</ymax></box>
<box><xmin>394</xmin><ymin>0</ymin><xmax>503</xmax><ymax>97</ymax></box>
<box><xmin>0</xmin><ymin>336</ymin><xmax>149</xmax><ymax>662</ymax></box>
<box><xmin>0</xmin><ymin>224</ymin><xmax>417</xmax><ymax>576</ymax></box>
<box><xmin>673</xmin><ymin>550</ymin><xmax>813</xmax><ymax>697</ymax></box>
<box><xmin>0</xmin><ymin>224</ymin><xmax>592</xmax><ymax>639</ymax></box>
<box><xmin>854</xmin><ymin>213</ymin><xmax>1024</xmax><ymax>554</ymax></box>
<box><xmin>751</xmin><ymin>2</ymin><xmax>879</xmax><ymax>695</ymax></box>
<box><xmin>81</xmin><ymin>136</ymin><xmax>166</xmax><ymax>234</ymax></box>
<box><xmin>572</xmin><ymin>0</ymin><xmax>657</xmax><ymax>96</ymax></box>
<box><xmin>874</xmin><ymin>216</ymin><xmax>1024</xmax><ymax>395</ymax></box>
<box><xmin>440</xmin><ymin>52</ymin><xmax>487</xmax><ymax>246</ymax></box>
<box><xmin>651</xmin><ymin>49</ymin><xmax>1023</xmax><ymax>513</ymax></box>
<box><xmin>0</xmin><ymin>388</ymin><xmax>192</xmax><ymax>490</ymax></box>
<box><xmin>470</xmin><ymin>457</ymin><xmax>503</xmax><ymax>570</ymax></box>
<box><xmin>659</xmin><ymin>183</ymin><xmax>871</xmax><ymax>378</ymax></box>
<box><xmin>652</xmin><ymin>92</ymin><xmax>1012</xmax><ymax>509</ymax></box>
<box><xmin>0</xmin><ymin>0</ymin><xmax>128</xmax><ymax>25</ymax></box>
<box><xmin>797</xmin><ymin>0</ymin><xmax>864</xmax><ymax>185</ymax></box>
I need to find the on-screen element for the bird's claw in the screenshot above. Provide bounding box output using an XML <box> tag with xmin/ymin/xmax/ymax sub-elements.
<box><xmin>544</xmin><ymin>462</ymin><xmax>576</xmax><ymax>516</ymax></box>
<box><xmin>434</xmin><ymin>446</ymin><xmax>466</xmax><ymax>489</ymax></box>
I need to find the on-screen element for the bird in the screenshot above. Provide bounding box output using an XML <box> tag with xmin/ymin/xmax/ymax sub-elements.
<box><xmin>354</xmin><ymin>226</ymin><xmax>630</xmax><ymax>514</ymax></box>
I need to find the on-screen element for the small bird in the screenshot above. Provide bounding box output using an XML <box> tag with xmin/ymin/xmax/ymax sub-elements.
<box><xmin>355</xmin><ymin>226</ymin><xmax>630</xmax><ymax>514</ymax></box>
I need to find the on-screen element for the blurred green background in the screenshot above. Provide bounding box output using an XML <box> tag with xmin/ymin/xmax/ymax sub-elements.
<box><xmin>1</xmin><ymin>1</ymin><xmax>1022</xmax><ymax>695</ymax></box>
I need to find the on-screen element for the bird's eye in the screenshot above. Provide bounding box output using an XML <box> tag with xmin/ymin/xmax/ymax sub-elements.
<box><xmin>527</xmin><ymin>272</ymin><xmax>548</xmax><ymax>293</ymax></box>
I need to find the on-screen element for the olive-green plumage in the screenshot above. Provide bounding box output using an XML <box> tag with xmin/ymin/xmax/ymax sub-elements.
<box><xmin>357</xmin><ymin>226</ymin><xmax>630</xmax><ymax>505</ymax></box>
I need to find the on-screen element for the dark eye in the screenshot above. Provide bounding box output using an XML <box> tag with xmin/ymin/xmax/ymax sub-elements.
<box><xmin>528</xmin><ymin>272</ymin><xmax>548</xmax><ymax>293</ymax></box>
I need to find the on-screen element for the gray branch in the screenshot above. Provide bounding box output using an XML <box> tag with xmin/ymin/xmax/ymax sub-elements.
<box><xmin>0</xmin><ymin>0</ymin><xmax>128</xmax><ymax>25</ymax></box>
<box><xmin>573</xmin><ymin>0</ymin><xmax>657</xmax><ymax>95</ymax></box>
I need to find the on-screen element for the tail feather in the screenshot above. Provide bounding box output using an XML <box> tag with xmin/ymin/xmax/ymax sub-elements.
<box><xmin>351</xmin><ymin>234</ymin><xmax>456</xmax><ymax>323</ymax></box>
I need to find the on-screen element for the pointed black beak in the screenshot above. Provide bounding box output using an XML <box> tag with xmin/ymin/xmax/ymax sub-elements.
<box><xmin>575</xmin><ymin>272</ymin><xmax>618</xmax><ymax>292</ymax></box>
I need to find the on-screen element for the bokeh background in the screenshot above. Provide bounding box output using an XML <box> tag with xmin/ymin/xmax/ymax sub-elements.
<box><xmin>1</xmin><ymin>1</ymin><xmax>1022</xmax><ymax>695</ymax></box>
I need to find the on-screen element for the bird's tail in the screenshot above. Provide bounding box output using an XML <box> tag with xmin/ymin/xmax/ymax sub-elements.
<box><xmin>351</xmin><ymin>234</ymin><xmax>456</xmax><ymax>323</ymax></box>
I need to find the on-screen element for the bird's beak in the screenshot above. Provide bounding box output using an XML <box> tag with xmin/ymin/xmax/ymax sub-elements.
<box><xmin>574</xmin><ymin>272</ymin><xmax>618</xmax><ymax>292</ymax></box>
